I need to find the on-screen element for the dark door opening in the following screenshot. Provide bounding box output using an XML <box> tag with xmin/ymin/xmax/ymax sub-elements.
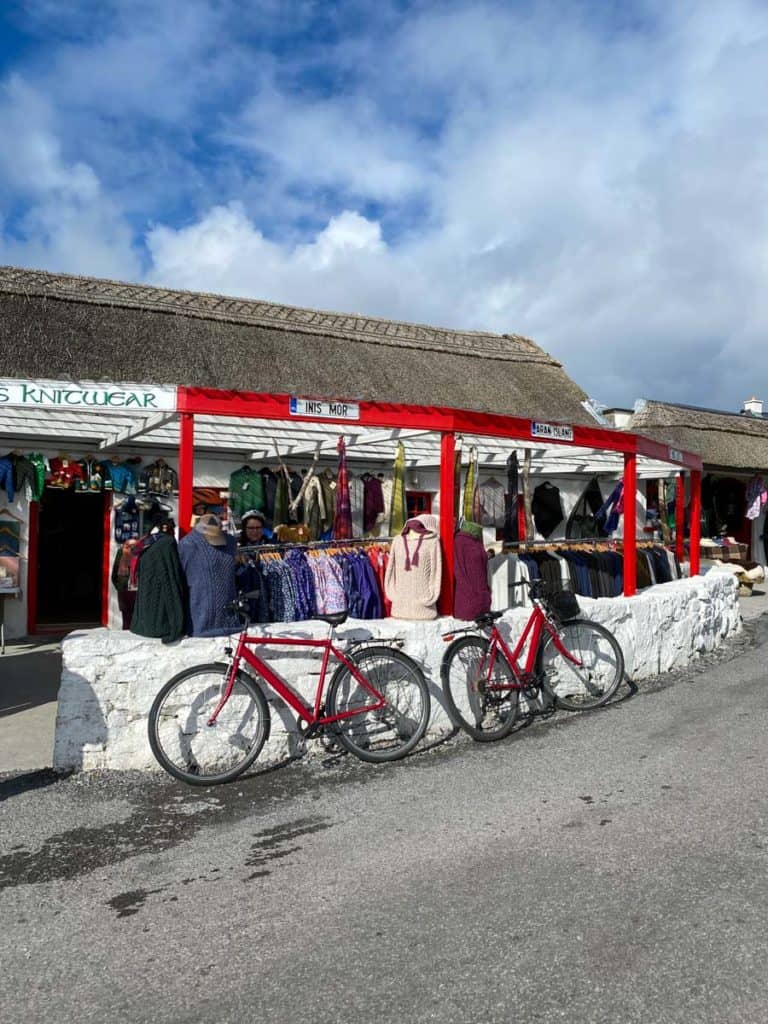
<box><xmin>36</xmin><ymin>488</ymin><xmax>105</xmax><ymax>627</ymax></box>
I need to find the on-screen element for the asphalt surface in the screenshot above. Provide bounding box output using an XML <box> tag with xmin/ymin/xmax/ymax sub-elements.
<box><xmin>2</xmin><ymin>611</ymin><xmax>768</xmax><ymax>1024</ymax></box>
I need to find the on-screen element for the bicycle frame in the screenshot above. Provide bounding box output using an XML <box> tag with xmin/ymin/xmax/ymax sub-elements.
<box><xmin>208</xmin><ymin>630</ymin><xmax>387</xmax><ymax>728</ymax></box>
<box><xmin>477</xmin><ymin>604</ymin><xmax>584</xmax><ymax>691</ymax></box>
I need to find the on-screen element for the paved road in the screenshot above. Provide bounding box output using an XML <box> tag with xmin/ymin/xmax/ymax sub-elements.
<box><xmin>2</xmin><ymin>616</ymin><xmax>767</xmax><ymax>1024</ymax></box>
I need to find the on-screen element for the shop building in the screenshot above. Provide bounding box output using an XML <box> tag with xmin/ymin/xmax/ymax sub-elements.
<box><xmin>619</xmin><ymin>398</ymin><xmax>768</xmax><ymax>565</ymax></box>
<box><xmin>0</xmin><ymin>265</ymin><xmax>705</xmax><ymax>652</ymax></box>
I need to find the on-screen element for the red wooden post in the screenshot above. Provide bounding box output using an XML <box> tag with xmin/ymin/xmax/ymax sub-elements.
<box><xmin>438</xmin><ymin>432</ymin><xmax>456</xmax><ymax>616</ymax></box>
<box><xmin>178</xmin><ymin>412</ymin><xmax>194</xmax><ymax>537</ymax></box>
<box><xmin>623</xmin><ymin>452</ymin><xmax>637</xmax><ymax>597</ymax></box>
<box><xmin>675</xmin><ymin>473</ymin><xmax>685</xmax><ymax>563</ymax></box>
<box><xmin>689</xmin><ymin>469</ymin><xmax>702</xmax><ymax>575</ymax></box>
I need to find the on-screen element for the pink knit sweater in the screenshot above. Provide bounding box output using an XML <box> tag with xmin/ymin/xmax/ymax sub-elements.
<box><xmin>385</xmin><ymin>515</ymin><xmax>443</xmax><ymax>620</ymax></box>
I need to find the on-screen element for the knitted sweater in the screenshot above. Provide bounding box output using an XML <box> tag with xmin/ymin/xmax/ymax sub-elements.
<box><xmin>130</xmin><ymin>535</ymin><xmax>187</xmax><ymax>644</ymax></box>
<box><xmin>178</xmin><ymin>530</ymin><xmax>241</xmax><ymax>637</ymax></box>
<box><xmin>453</xmin><ymin>529</ymin><xmax>491</xmax><ymax>620</ymax></box>
<box><xmin>384</xmin><ymin>515</ymin><xmax>442</xmax><ymax>620</ymax></box>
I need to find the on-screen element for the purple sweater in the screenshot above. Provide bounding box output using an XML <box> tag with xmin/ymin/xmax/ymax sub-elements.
<box><xmin>453</xmin><ymin>530</ymin><xmax>491</xmax><ymax>621</ymax></box>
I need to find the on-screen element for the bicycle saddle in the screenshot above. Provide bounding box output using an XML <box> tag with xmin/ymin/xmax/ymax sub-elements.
<box><xmin>313</xmin><ymin>610</ymin><xmax>348</xmax><ymax>626</ymax></box>
<box><xmin>475</xmin><ymin>610</ymin><xmax>503</xmax><ymax>626</ymax></box>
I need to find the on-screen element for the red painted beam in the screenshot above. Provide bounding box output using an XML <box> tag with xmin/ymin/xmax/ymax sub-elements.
<box><xmin>178</xmin><ymin>413</ymin><xmax>194</xmax><ymax>537</ymax></box>
<box><xmin>438</xmin><ymin>433</ymin><xmax>456</xmax><ymax>616</ymax></box>
<box><xmin>623</xmin><ymin>453</ymin><xmax>637</xmax><ymax>597</ymax></box>
<box><xmin>689</xmin><ymin>470</ymin><xmax>702</xmax><ymax>576</ymax></box>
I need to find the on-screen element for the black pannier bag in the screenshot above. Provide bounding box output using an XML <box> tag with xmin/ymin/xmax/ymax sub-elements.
<box><xmin>549</xmin><ymin>590</ymin><xmax>581</xmax><ymax>621</ymax></box>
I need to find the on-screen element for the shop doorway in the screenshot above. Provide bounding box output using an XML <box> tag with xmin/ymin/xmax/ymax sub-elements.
<box><xmin>36</xmin><ymin>488</ymin><xmax>106</xmax><ymax>627</ymax></box>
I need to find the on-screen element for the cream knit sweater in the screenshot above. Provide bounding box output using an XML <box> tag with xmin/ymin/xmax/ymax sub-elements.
<box><xmin>385</xmin><ymin>514</ymin><xmax>443</xmax><ymax>620</ymax></box>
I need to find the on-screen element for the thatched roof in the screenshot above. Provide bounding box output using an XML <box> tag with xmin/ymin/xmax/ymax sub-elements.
<box><xmin>0</xmin><ymin>265</ymin><xmax>594</xmax><ymax>424</ymax></box>
<box><xmin>630</xmin><ymin>399</ymin><xmax>768</xmax><ymax>472</ymax></box>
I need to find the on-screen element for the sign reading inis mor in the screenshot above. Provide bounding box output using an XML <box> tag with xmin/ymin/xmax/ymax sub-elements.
<box><xmin>289</xmin><ymin>397</ymin><xmax>360</xmax><ymax>420</ymax></box>
<box><xmin>0</xmin><ymin>379</ymin><xmax>177</xmax><ymax>411</ymax></box>
<box><xmin>531</xmin><ymin>421</ymin><xmax>574</xmax><ymax>442</ymax></box>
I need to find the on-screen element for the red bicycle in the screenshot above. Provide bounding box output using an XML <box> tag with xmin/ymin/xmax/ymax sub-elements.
<box><xmin>440</xmin><ymin>579</ymin><xmax>624</xmax><ymax>742</ymax></box>
<box><xmin>148</xmin><ymin>594</ymin><xmax>431</xmax><ymax>785</ymax></box>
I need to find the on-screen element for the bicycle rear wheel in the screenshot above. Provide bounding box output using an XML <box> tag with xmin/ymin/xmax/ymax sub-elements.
<box><xmin>440</xmin><ymin>635</ymin><xmax>519</xmax><ymax>742</ymax></box>
<box><xmin>326</xmin><ymin>646</ymin><xmax>430</xmax><ymax>763</ymax></box>
<box><xmin>148</xmin><ymin>663</ymin><xmax>270</xmax><ymax>785</ymax></box>
<box><xmin>537</xmin><ymin>619</ymin><xmax>624</xmax><ymax>711</ymax></box>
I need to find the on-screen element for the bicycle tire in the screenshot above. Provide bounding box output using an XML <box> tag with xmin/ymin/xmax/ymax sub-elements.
<box><xmin>536</xmin><ymin>619</ymin><xmax>624</xmax><ymax>711</ymax></box>
<box><xmin>148</xmin><ymin>663</ymin><xmax>270</xmax><ymax>785</ymax></box>
<box><xmin>440</xmin><ymin>635</ymin><xmax>519</xmax><ymax>742</ymax></box>
<box><xmin>326</xmin><ymin>646</ymin><xmax>430</xmax><ymax>763</ymax></box>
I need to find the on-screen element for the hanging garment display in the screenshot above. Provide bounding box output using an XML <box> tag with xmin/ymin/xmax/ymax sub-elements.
<box><xmin>349</xmin><ymin>474</ymin><xmax>365</xmax><ymax>536</ymax></box>
<box><xmin>0</xmin><ymin>455</ymin><xmax>15</xmax><ymax>500</ymax></box>
<box><xmin>385</xmin><ymin>514</ymin><xmax>442</xmax><ymax>620</ymax></box>
<box><xmin>140</xmin><ymin>459</ymin><xmax>178</xmax><ymax>496</ymax></box>
<box><xmin>114</xmin><ymin>496</ymin><xmax>141</xmax><ymax>542</ymax></box>
<box><xmin>453</xmin><ymin>521</ymin><xmax>491</xmax><ymax>620</ymax></box>
<box><xmin>111</xmin><ymin>539</ymin><xmax>140</xmax><ymax>629</ymax></box>
<box><xmin>390</xmin><ymin>442</ymin><xmax>407</xmax><ymax>536</ymax></box>
<box><xmin>333</xmin><ymin>436</ymin><xmax>353</xmax><ymax>539</ymax></box>
<box><xmin>48</xmin><ymin>455</ymin><xmax>86</xmax><ymax>490</ymax></box>
<box><xmin>476</xmin><ymin>477</ymin><xmax>505</xmax><ymax>528</ymax></box>
<box><xmin>565</xmin><ymin>476</ymin><xmax>607</xmax><ymax>539</ymax></box>
<box><xmin>503</xmin><ymin>452</ymin><xmax>520</xmax><ymax>543</ymax></box>
<box><xmin>362</xmin><ymin>473</ymin><xmax>385</xmax><ymax>534</ymax></box>
<box><xmin>532</xmin><ymin>481</ymin><xmax>564</xmax><ymax>538</ymax></box>
<box><xmin>130</xmin><ymin>533</ymin><xmax>187</xmax><ymax>644</ymax></box>
<box><xmin>595</xmin><ymin>481</ymin><xmax>625</xmax><ymax>535</ymax></box>
<box><xmin>229</xmin><ymin>465</ymin><xmax>265</xmax><ymax>520</ymax></box>
<box><xmin>746</xmin><ymin>476</ymin><xmax>768</xmax><ymax>520</ymax></box>
<box><xmin>6</xmin><ymin>453</ymin><xmax>36</xmax><ymax>501</ymax></box>
<box><xmin>462</xmin><ymin>446</ymin><xmax>478</xmax><ymax>522</ymax></box>
<box><xmin>178</xmin><ymin>515</ymin><xmax>240</xmax><ymax>637</ymax></box>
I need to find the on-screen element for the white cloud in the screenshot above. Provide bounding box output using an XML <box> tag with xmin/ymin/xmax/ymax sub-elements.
<box><xmin>4</xmin><ymin>0</ymin><xmax>768</xmax><ymax>411</ymax></box>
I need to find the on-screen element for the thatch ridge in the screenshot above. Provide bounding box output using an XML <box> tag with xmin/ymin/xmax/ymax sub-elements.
<box><xmin>630</xmin><ymin>399</ymin><xmax>768</xmax><ymax>471</ymax></box>
<box><xmin>0</xmin><ymin>265</ymin><xmax>555</xmax><ymax>366</ymax></box>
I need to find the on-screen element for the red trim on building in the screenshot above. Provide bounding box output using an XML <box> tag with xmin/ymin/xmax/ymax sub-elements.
<box><xmin>438</xmin><ymin>432</ymin><xmax>456</xmax><ymax>615</ymax></box>
<box><xmin>178</xmin><ymin>412</ymin><xmax>195</xmax><ymax>538</ymax></box>
<box><xmin>623</xmin><ymin>453</ymin><xmax>637</xmax><ymax>596</ymax></box>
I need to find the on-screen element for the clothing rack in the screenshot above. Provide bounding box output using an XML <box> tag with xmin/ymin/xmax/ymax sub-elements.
<box><xmin>501</xmin><ymin>538</ymin><xmax>672</xmax><ymax>553</ymax></box>
<box><xmin>239</xmin><ymin>536</ymin><xmax>394</xmax><ymax>555</ymax></box>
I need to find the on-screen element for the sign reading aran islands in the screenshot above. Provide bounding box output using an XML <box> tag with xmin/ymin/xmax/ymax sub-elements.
<box><xmin>531</xmin><ymin>421</ymin><xmax>574</xmax><ymax>442</ymax></box>
<box><xmin>289</xmin><ymin>396</ymin><xmax>360</xmax><ymax>420</ymax></box>
<box><xmin>0</xmin><ymin>380</ymin><xmax>177</xmax><ymax>412</ymax></box>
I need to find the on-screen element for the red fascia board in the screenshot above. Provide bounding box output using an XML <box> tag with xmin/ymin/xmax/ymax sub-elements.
<box><xmin>176</xmin><ymin>386</ymin><xmax>700</xmax><ymax>464</ymax></box>
<box><xmin>635</xmin><ymin>433</ymin><xmax>702</xmax><ymax>471</ymax></box>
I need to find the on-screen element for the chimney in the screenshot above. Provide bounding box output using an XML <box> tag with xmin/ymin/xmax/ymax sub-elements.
<box><xmin>742</xmin><ymin>396</ymin><xmax>764</xmax><ymax>417</ymax></box>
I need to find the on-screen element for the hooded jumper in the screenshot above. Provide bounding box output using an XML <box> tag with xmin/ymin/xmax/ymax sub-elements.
<box><xmin>453</xmin><ymin>524</ymin><xmax>491</xmax><ymax>621</ymax></box>
<box><xmin>384</xmin><ymin>513</ymin><xmax>442</xmax><ymax>620</ymax></box>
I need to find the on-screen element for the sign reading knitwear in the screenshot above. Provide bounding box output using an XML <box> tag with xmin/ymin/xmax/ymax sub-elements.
<box><xmin>531</xmin><ymin>421</ymin><xmax>574</xmax><ymax>443</ymax></box>
<box><xmin>289</xmin><ymin>397</ymin><xmax>360</xmax><ymax>420</ymax></box>
<box><xmin>0</xmin><ymin>380</ymin><xmax>177</xmax><ymax>411</ymax></box>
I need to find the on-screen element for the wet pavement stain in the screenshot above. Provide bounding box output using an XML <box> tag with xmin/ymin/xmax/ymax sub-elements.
<box><xmin>108</xmin><ymin>886</ymin><xmax>168</xmax><ymax>918</ymax></box>
<box><xmin>244</xmin><ymin>816</ymin><xmax>333</xmax><ymax>881</ymax></box>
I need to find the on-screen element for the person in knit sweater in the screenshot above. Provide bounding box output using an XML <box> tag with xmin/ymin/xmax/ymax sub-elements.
<box><xmin>385</xmin><ymin>513</ymin><xmax>442</xmax><ymax>620</ymax></box>
<box><xmin>453</xmin><ymin>521</ymin><xmax>491</xmax><ymax>620</ymax></box>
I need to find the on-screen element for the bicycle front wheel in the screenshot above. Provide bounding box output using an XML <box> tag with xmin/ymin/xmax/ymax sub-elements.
<box><xmin>440</xmin><ymin>635</ymin><xmax>519</xmax><ymax>741</ymax></box>
<box><xmin>148</xmin><ymin>663</ymin><xmax>270</xmax><ymax>785</ymax></box>
<box><xmin>537</xmin><ymin>619</ymin><xmax>624</xmax><ymax>711</ymax></box>
<box><xmin>326</xmin><ymin>646</ymin><xmax>431</xmax><ymax>763</ymax></box>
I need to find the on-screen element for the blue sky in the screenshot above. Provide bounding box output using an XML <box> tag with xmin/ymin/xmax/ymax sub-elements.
<box><xmin>2</xmin><ymin>0</ymin><xmax>768</xmax><ymax>413</ymax></box>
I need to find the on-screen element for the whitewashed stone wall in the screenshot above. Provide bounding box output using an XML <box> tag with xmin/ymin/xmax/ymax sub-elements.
<box><xmin>53</xmin><ymin>572</ymin><xmax>741</xmax><ymax>772</ymax></box>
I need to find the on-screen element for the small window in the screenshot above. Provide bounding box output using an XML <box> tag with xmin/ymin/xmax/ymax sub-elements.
<box><xmin>406</xmin><ymin>491</ymin><xmax>433</xmax><ymax>518</ymax></box>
